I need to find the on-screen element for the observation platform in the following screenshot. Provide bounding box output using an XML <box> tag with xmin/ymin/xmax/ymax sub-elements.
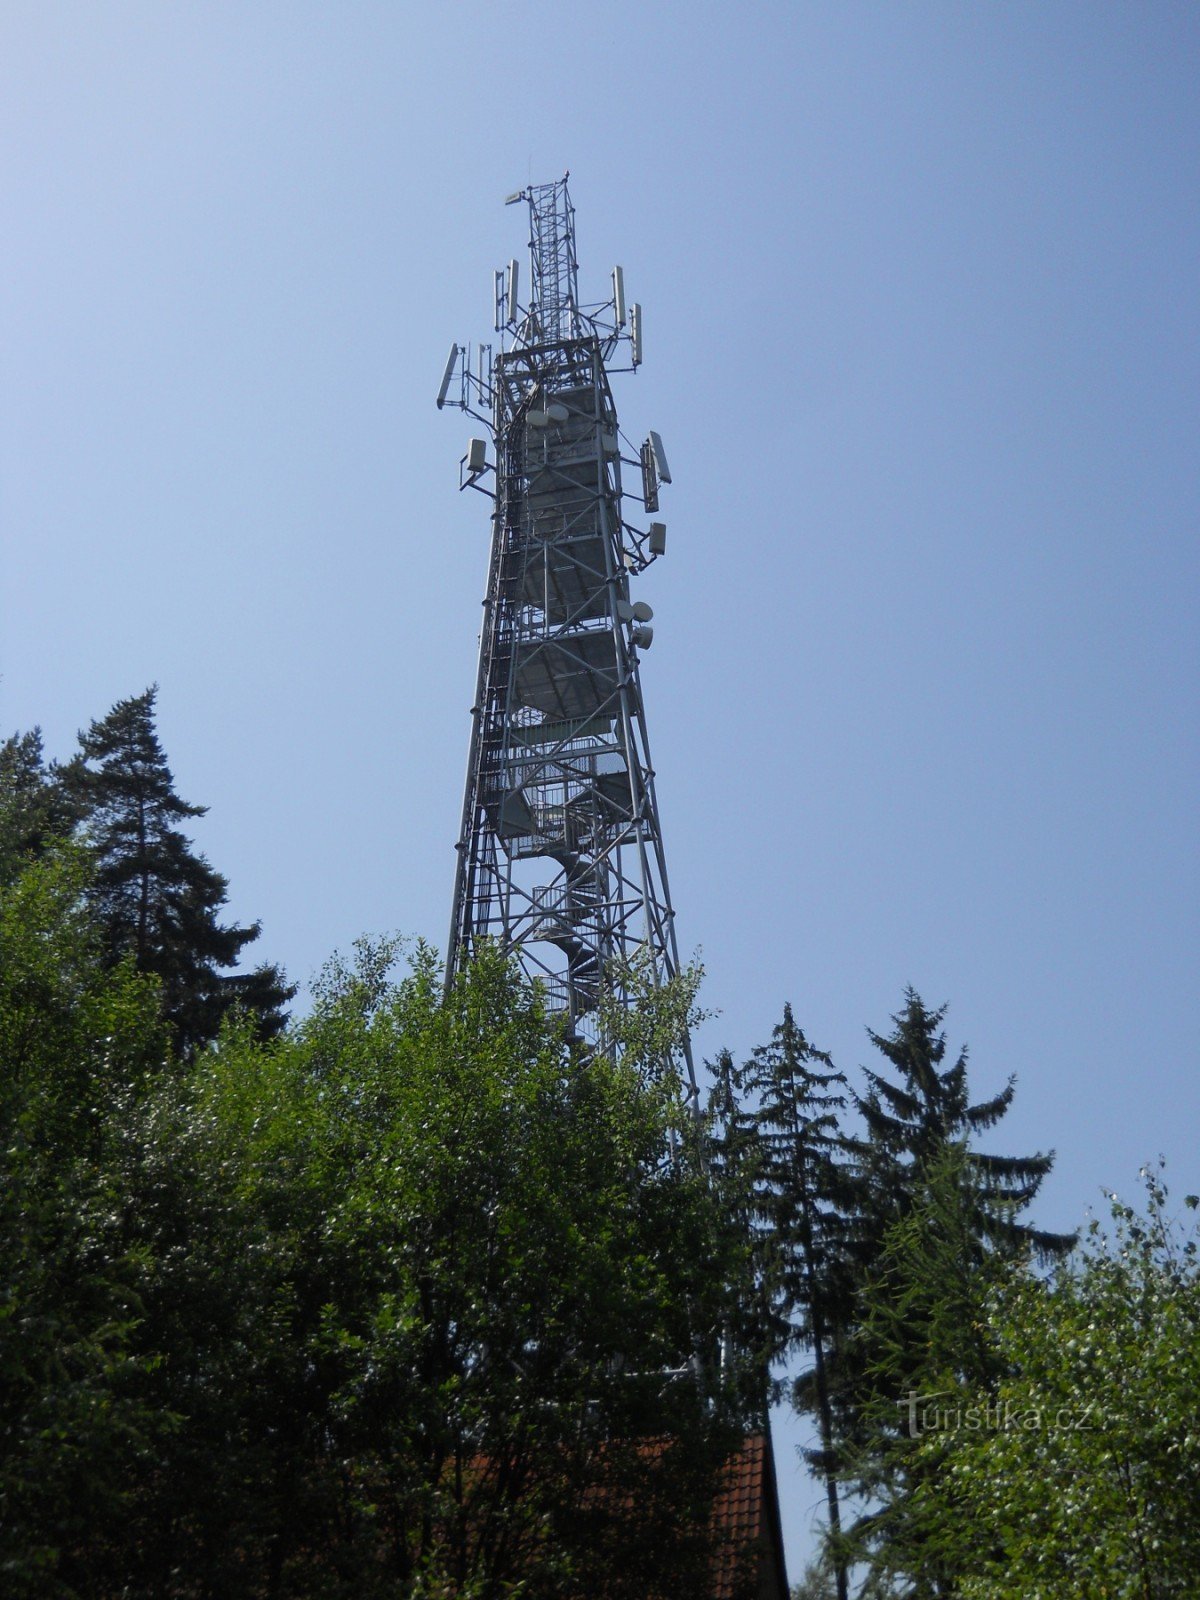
<box><xmin>514</xmin><ymin>627</ymin><xmax>620</xmax><ymax>722</ymax></box>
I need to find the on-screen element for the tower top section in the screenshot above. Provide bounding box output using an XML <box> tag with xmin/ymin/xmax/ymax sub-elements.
<box><xmin>504</xmin><ymin>175</ymin><xmax>581</xmax><ymax>345</ymax></box>
<box><xmin>494</xmin><ymin>174</ymin><xmax>639</xmax><ymax>365</ymax></box>
<box><xmin>436</xmin><ymin>175</ymin><xmax>643</xmax><ymax>421</ymax></box>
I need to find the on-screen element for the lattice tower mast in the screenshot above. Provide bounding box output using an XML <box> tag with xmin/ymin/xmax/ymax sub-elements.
<box><xmin>438</xmin><ymin>176</ymin><xmax>692</xmax><ymax>1095</ymax></box>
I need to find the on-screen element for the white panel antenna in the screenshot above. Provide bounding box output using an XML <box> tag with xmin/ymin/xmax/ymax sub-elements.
<box><xmin>648</xmin><ymin>521</ymin><xmax>667</xmax><ymax>556</ymax></box>
<box><xmin>612</xmin><ymin>265</ymin><xmax>626</xmax><ymax>327</ymax></box>
<box><xmin>648</xmin><ymin>431</ymin><xmax>671</xmax><ymax>484</ymax></box>
<box><xmin>507</xmin><ymin>259</ymin><xmax>519</xmax><ymax>325</ymax></box>
<box><xmin>630</xmin><ymin>302</ymin><xmax>642</xmax><ymax>365</ymax></box>
<box><xmin>640</xmin><ymin>438</ymin><xmax>659</xmax><ymax>513</ymax></box>
<box><xmin>436</xmin><ymin>344</ymin><xmax>459</xmax><ymax>409</ymax></box>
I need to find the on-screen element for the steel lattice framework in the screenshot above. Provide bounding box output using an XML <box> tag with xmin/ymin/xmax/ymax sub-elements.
<box><xmin>439</xmin><ymin>176</ymin><xmax>691</xmax><ymax>1090</ymax></box>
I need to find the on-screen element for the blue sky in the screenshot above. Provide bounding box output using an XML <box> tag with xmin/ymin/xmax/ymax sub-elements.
<box><xmin>3</xmin><ymin>2</ymin><xmax>1197</xmax><ymax>1578</ymax></box>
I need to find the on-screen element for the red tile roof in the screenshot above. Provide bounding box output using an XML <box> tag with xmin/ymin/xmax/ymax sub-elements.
<box><xmin>711</xmin><ymin>1432</ymin><xmax>789</xmax><ymax>1600</ymax></box>
<box><xmin>460</xmin><ymin>1429</ymin><xmax>789</xmax><ymax>1598</ymax></box>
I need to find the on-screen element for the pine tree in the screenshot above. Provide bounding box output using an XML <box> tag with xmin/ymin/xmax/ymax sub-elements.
<box><xmin>69</xmin><ymin>687</ymin><xmax>293</xmax><ymax>1056</ymax></box>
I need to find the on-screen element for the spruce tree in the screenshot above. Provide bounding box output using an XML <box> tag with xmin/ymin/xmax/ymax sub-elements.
<box><xmin>838</xmin><ymin>990</ymin><xmax>1075</xmax><ymax>1593</ymax></box>
<box><xmin>69</xmin><ymin>687</ymin><xmax>293</xmax><ymax>1056</ymax></box>
<box><xmin>712</xmin><ymin>1007</ymin><xmax>855</xmax><ymax>1600</ymax></box>
<box><xmin>721</xmin><ymin>990</ymin><xmax>1075</xmax><ymax>1594</ymax></box>
<box><xmin>844</xmin><ymin>1143</ymin><xmax>1011</xmax><ymax>1597</ymax></box>
<box><xmin>851</xmin><ymin>988</ymin><xmax>1073</xmax><ymax>1261</ymax></box>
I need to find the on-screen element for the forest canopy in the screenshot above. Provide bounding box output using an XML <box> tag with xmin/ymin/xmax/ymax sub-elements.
<box><xmin>2</xmin><ymin>692</ymin><xmax>1196</xmax><ymax>1600</ymax></box>
<box><xmin>0</xmin><ymin>849</ymin><xmax>755</xmax><ymax>1597</ymax></box>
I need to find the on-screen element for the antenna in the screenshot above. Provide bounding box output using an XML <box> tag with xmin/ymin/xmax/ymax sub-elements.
<box><xmin>640</xmin><ymin>432</ymin><xmax>672</xmax><ymax>512</ymax></box>
<box><xmin>630</xmin><ymin>302</ymin><xmax>643</xmax><ymax>366</ymax></box>
<box><xmin>612</xmin><ymin>265</ymin><xmax>626</xmax><ymax>327</ymax></box>
<box><xmin>436</xmin><ymin>343</ymin><xmax>459</xmax><ymax>409</ymax></box>
<box><xmin>507</xmin><ymin>259</ymin><xmax>519</xmax><ymax>325</ymax></box>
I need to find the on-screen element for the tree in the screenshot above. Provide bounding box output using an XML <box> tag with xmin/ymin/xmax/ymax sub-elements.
<box><xmin>791</xmin><ymin>1550</ymin><xmax>845</xmax><ymax>1600</ymax></box>
<box><xmin>852</xmin><ymin>989</ymin><xmax>1071</xmax><ymax>1262</ymax></box>
<box><xmin>2</xmin><ymin>920</ymin><xmax>757</xmax><ymax>1597</ymax></box>
<box><xmin>0</xmin><ymin>846</ymin><xmax>171</xmax><ymax>1595</ymax></box>
<box><xmin>904</xmin><ymin>1165</ymin><xmax>1200</xmax><ymax>1598</ymax></box>
<box><xmin>834</xmin><ymin>992</ymin><xmax>1075</xmax><ymax>1594</ymax></box>
<box><xmin>69</xmin><ymin>687</ymin><xmax>292</xmax><ymax>1055</ymax></box>
<box><xmin>711</xmin><ymin>1007</ymin><xmax>856</xmax><ymax>1600</ymax></box>
<box><xmin>842</xmin><ymin>1144</ymin><xmax>1012</xmax><ymax>1597</ymax></box>
<box><xmin>0</xmin><ymin>729</ymin><xmax>80</xmax><ymax>886</ymax></box>
<box><xmin>67</xmin><ymin>941</ymin><xmax>756</xmax><ymax>1599</ymax></box>
<box><xmin>719</xmin><ymin>990</ymin><xmax>1074</xmax><ymax>1594</ymax></box>
<box><xmin>272</xmin><ymin>941</ymin><xmax>754</xmax><ymax>1597</ymax></box>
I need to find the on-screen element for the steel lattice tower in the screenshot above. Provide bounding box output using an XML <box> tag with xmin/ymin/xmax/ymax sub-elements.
<box><xmin>438</xmin><ymin>176</ymin><xmax>692</xmax><ymax>1093</ymax></box>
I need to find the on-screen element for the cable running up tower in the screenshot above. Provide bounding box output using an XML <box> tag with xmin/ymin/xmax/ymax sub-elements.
<box><xmin>439</xmin><ymin>176</ymin><xmax>691</xmax><ymax>1092</ymax></box>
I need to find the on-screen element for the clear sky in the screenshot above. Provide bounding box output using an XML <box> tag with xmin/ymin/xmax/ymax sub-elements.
<box><xmin>3</xmin><ymin>1</ymin><xmax>1197</xmax><ymax>1580</ymax></box>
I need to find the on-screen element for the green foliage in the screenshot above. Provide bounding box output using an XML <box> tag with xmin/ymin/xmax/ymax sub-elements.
<box><xmin>23</xmin><ymin>689</ymin><xmax>1176</xmax><ymax>1598</ymax></box>
<box><xmin>716</xmin><ymin>990</ymin><xmax>1076</xmax><ymax>1599</ymax></box>
<box><xmin>0</xmin><ymin>848</ymin><xmax>754</xmax><ymax>1598</ymax></box>
<box><xmin>2</xmin><ymin>692</ymin><xmax>293</xmax><ymax>1057</ymax></box>
<box><xmin>839</xmin><ymin>1144</ymin><xmax>1012</xmax><ymax>1596</ymax></box>
<box><xmin>903</xmin><ymin>1164</ymin><xmax>1200</xmax><ymax>1599</ymax></box>
<box><xmin>596</xmin><ymin>947</ymin><xmax>708</xmax><ymax>1094</ymax></box>
<box><xmin>715</xmin><ymin>1007</ymin><xmax>850</xmax><ymax>1357</ymax></box>
<box><xmin>0</xmin><ymin>847</ymin><xmax>170</xmax><ymax>1595</ymax></box>
<box><xmin>161</xmin><ymin>937</ymin><xmax>750</xmax><ymax>1597</ymax></box>
<box><xmin>0</xmin><ymin>729</ymin><xmax>80</xmax><ymax>887</ymax></box>
<box><xmin>790</xmin><ymin>1551</ymin><xmax>841</xmax><ymax>1600</ymax></box>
